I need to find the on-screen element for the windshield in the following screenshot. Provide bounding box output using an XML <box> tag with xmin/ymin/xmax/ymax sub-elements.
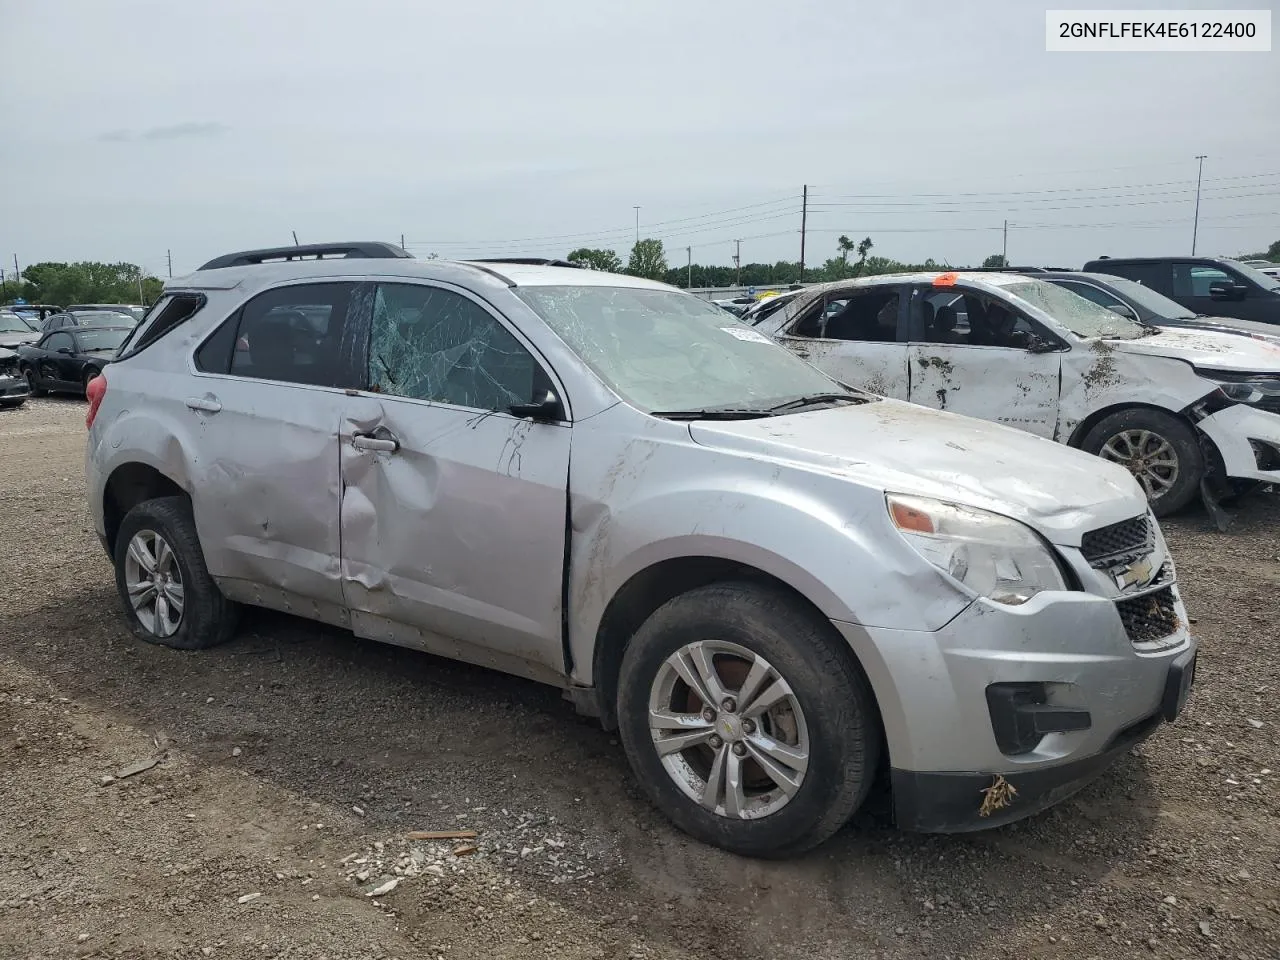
<box><xmin>0</xmin><ymin>314</ymin><xmax>31</xmax><ymax>333</ymax></box>
<box><xmin>77</xmin><ymin>329</ymin><xmax>129</xmax><ymax>351</ymax></box>
<box><xmin>1003</xmin><ymin>279</ymin><xmax>1147</xmax><ymax>340</ymax></box>
<box><xmin>515</xmin><ymin>285</ymin><xmax>849</xmax><ymax>412</ymax></box>
<box><xmin>1102</xmin><ymin>277</ymin><xmax>1196</xmax><ymax>319</ymax></box>
<box><xmin>1224</xmin><ymin>259</ymin><xmax>1280</xmax><ymax>292</ymax></box>
<box><xmin>77</xmin><ymin>312</ymin><xmax>135</xmax><ymax>327</ymax></box>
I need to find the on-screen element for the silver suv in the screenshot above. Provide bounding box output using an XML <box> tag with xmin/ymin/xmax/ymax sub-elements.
<box><xmin>86</xmin><ymin>242</ymin><xmax>1197</xmax><ymax>857</ymax></box>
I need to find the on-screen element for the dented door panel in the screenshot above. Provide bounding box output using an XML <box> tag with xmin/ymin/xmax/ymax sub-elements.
<box><xmin>338</xmin><ymin>395</ymin><xmax>570</xmax><ymax>673</ymax></box>
<box><xmin>907</xmin><ymin>344</ymin><xmax>1062</xmax><ymax>439</ymax></box>
<box><xmin>192</xmin><ymin>378</ymin><xmax>348</xmax><ymax>607</ymax></box>
<box><xmin>778</xmin><ymin>336</ymin><xmax>909</xmax><ymax>399</ymax></box>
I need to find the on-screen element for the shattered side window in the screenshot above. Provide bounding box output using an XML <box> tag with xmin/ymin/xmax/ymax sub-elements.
<box><xmin>369</xmin><ymin>284</ymin><xmax>537</xmax><ymax>411</ymax></box>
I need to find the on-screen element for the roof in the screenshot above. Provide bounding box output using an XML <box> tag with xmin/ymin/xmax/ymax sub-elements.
<box><xmin>168</xmin><ymin>255</ymin><xmax>675</xmax><ymax>295</ymax></box>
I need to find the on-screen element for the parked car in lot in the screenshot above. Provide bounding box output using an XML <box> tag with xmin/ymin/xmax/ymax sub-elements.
<box><xmin>1083</xmin><ymin>256</ymin><xmax>1280</xmax><ymax>326</ymax></box>
<box><xmin>83</xmin><ymin>242</ymin><xmax>1198</xmax><ymax>857</ymax></box>
<box><xmin>754</xmin><ymin>271</ymin><xmax>1280</xmax><ymax>515</ymax></box>
<box><xmin>66</xmin><ymin>303</ymin><xmax>146</xmax><ymax>324</ymax></box>
<box><xmin>18</xmin><ymin>325</ymin><xmax>129</xmax><ymax>396</ymax></box>
<box><xmin>9</xmin><ymin>304</ymin><xmax>62</xmax><ymax>329</ymax></box>
<box><xmin>0</xmin><ymin>310</ymin><xmax>42</xmax><ymax>350</ymax></box>
<box><xmin>41</xmin><ymin>309</ymin><xmax>138</xmax><ymax>332</ymax></box>
<box><xmin>0</xmin><ymin>347</ymin><xmax>29</xmax><ymax>407</ymax></box>
<box><xmin>1038</xmin><ymin>271</ymin><xmax>1280</xmax><ymax>344</ymax></box>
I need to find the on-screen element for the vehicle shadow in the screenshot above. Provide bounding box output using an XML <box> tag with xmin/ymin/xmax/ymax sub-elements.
<box><xmin>5</xmin><ymin>584</ymin><xmax>1163</xmax><ymax>959</ymax></box>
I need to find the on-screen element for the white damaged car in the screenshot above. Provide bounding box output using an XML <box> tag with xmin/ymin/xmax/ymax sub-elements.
<box><xmin>752</xmin><ymin>272</ymin><xmax>1280</xmax><ymax>515</ymax></box>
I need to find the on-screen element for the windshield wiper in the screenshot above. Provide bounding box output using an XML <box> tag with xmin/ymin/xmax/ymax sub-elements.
<box><xmin>767</xmin><ymin>392</ymin><xmax>864</xmax><ymax>413</ymax></box>
<box><xmin>651</xmin><ymin>408</ymin><xmax>775</xmax><ymax>420</ymax></box>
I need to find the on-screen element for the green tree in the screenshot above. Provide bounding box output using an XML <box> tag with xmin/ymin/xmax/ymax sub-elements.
<box><xmin>855</xmin><ymin>237</ymin><xmax>874</xmax><ymax>268</ymax></box>
<box><xmin>17</xmin><ymin>260</ymin><xmax>163</xmax><ymax>305</ymax></box>
<box><xmin>627</xmin><ymin>239</ymin><xmax>668</xmax><ymax>281</ymax></box>
<box><xmin>982</xmin><ymin>253</ymin><xmax>1008</xmax><ymax>269</ymax></box>
<box><xmin>1241</xmin><ymin>239</ymin><xmax>1280</xmax><ymax>262</ymax></box>
<box><xmin>837</xmin><ymin>235</ymin><xmax>854</xmax><ymax>265</ymax></box>
<box><xmin>567</xmin><ymin>247</ymin><xmax>624</xmax><ymax>272</ymax></box>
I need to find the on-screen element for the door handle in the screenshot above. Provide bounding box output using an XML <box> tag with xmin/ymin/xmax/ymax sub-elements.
<box><xmin>184</xmin><ymin>396</ymin><xmax>222</xmax><ymax>414</ymax></box>
<box><xmin>352</xmin><ymin>430</ymin><xmax>400</xmax><ymax>453</ymax></box>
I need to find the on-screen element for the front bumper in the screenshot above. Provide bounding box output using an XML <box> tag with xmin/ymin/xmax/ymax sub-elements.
<box><xmin>0</xmin><ymin>373</ymin><xmax>29</xmax><ymax>402</ymax></box>
<box><xmin>832</xmin><ymin>580</ymin><xmax>1196</xmax><ymax>832</ymax></box>
<box><xmin>1197</xmin><ymin>404</ymin><xmax>1280</xmax><ymax>482</ymax></box>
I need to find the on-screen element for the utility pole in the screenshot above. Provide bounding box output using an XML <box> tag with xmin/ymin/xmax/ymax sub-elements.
<box><xmin>400</xmin><ymin>233</ymin><xmax>405</xmax><ymax>250</ymax></box>
<box><xmin>633</xmin><ymin>206</ymin><xmax>641</xmax><ymax>248</ymax></box>
<box><xmin>167</xmin><ymin>249</ymin><xmax>173</xmax><ymax>278</ymax></box>
<box><xmin>686</xmin><ymin>246</ymin><xmax>692</xmax><ymax>289</ymax></box>
<box><xmin>292</xmin><ymin>230</ymin><xmax>300</xmax><ymax>247</ymax></box>
<box><xmin>1192</xmin><ymin>155</ymin><xmax>1207</xmax><ymax>255</ymax></box>
<box><xmin>798</xmin><ymin>185</ymin><xmax>808</xmax><ymax>283</ymax></box>
<box><xmin>733</xmin><ymin>239</ymin><xmax>742</xmax><ymax>287</ymax></box>
<box><xmin>1002</xmin><ymin>220</ymin><xmax>1008</xmax><ymax>264</ymax></box>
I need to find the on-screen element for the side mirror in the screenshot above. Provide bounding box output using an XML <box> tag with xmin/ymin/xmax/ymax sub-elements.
<box><xmin>1026</xmin><ymin>335</ymin><xmax>1059</xmax><ymax>354</ymax></box>
<box><xmin>1208</xmin><ymin>280</ymin><xmax>1246</xmax><ymax>301</ymax></box>
<box><xmin>56</xmin><ymin>347</ymin><xmax>73</xmax><ymax>355</ymax></box>
<box><xmin>508</xmin><ymin>388</ymin><xmax>563</xmax><ymax>422</ymax></box>
<box><xmin>1106</xmin><ymin>303</ymin><xmax>1137</xmax><ymax>320</ymax></box>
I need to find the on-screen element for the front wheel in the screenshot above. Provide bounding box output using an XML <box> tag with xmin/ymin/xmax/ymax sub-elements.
<box><xmin>616</xmin><ymin>582</ymin><xmax>880</xmax><ymax>858</ymax></box>
<box><xmin>23</xmin><ymin>367</ymin><xmax>46</xmax><ymax>397</ymax></box>
<box><xmin>113</xmin><ymin>496</ymin><xmax>240</xmax><ymax>650</ymax></box>
<box><xmin>1080</xmin><ymin>408</ymin><xmax>1203</xmax><ymax>516</ymax></box>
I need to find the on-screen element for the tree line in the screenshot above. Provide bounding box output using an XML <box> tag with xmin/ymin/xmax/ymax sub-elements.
<box><xmin>570</xmin><ymin>237</ymin><xmax>990</xmax><ymax>289</ymax></box>
<box><xmin>1</xmin><ymin>261</ymin><xmax>165</xmax><ymax>306</ymax></box>
<box><xmin>569</xmin><ymin>236</ymin><xmax>1279</xmax><ymax>288</ymax></box>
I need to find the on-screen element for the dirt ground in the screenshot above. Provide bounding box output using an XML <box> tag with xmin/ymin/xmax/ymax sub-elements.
<box><xmin>1</xmin><ymin>397</ymin><xmax>1276</xmax><ymax>960</ymax></box>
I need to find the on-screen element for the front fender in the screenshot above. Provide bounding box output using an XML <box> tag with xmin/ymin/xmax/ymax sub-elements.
<box><xmin>566</xmin><ymin>436</ymin><xmax>971</xmax><ymax>685</ymax></box>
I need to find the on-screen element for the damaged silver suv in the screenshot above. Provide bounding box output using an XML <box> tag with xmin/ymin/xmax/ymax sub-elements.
<box><xmin>86</xmin><ymin>242</ymin><xmax>1197</xmax><ymax>857</ymax></box>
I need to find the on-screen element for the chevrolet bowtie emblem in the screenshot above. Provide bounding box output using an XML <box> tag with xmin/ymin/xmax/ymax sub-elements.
<box><xmin>1115</xmin><ymin>556</ymin><xmax>1155</xmax><ymax>590</ymax></box>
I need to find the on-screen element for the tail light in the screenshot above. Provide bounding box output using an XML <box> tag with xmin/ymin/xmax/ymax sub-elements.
<box><xmin>85</xmin><ymin>372</ymin><xmax>107</xmax><ymax>428</ymax></box>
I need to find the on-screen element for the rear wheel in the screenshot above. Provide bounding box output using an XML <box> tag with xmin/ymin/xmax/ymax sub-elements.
<box><xmin>83</xmin><ymin>367</ymin><xmax>99</xmax><ymax>393</ymax></box>
<box><xmin>23</xmin><ymin>367</ymin><xmax>46</xmax><ymax>397</ymax></box>
<box><xmin>616</xmin><ymin>582</ymin><xmax>879</xmax><ymax>857</ymax></box>
<box><xmin>1081</xmin><ymin>408</ymin><xmax>1202</xmax><ymax>516</ymax></box>
<box><xmin>113</xmin><ymin>496</ymin><xmax>239</xmax><ymax>650</ymax></box>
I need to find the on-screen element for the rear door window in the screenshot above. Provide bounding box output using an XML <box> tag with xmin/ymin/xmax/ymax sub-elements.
<box><xmin>1097</xmin><ymin>261</ymin><xmax>1173</xmax><ymax>293</ymax></box>
<box><xmin>787</xmin><ymin>288</ymin><xmax>904</xmax><ymax>342</ymax></box>
<box><xmin>196</xmin><ymin>282</ymin><xmax>358</xmax><ymax>388</ymax></box>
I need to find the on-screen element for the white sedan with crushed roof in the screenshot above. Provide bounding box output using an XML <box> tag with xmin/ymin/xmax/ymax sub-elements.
<box><xmin>753</xmin><ymin>272</ymin><xmax>1280</xmax><ymax>515</ymax></box>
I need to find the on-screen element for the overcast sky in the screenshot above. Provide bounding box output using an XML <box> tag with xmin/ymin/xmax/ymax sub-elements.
<box><xmin>1</xmin><ymin>0</ymin><xmax>1277</xmax><ymax>277</ymax></box>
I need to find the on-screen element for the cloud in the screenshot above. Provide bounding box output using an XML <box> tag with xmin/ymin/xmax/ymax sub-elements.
<box><xmin>96</xmin><ymin>122</ymin><xmax>228</xmax><ymax>143</ymax></box>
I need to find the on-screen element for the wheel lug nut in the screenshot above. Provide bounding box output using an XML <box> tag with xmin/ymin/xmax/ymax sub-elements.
<box><xmin>721</xmin><ymin>697</ymin><xmax>737</xmax><ymax>713</ymax></box>
<box><xmin>732</xmin><ymin>743</ymin><xmax>746</xmax><ymax>757</ymax></box>
<box><xmin>708</xmin><ymin>734</ymin><xmax>723</xmax><ymax>749</ymax></box>
<box><xmin>701</xmin><ymin>707</ymin><xmax>716</xmax><ymax>723</ymax></box>
<box><xmin>742</xmin><ymin>719</ymin><xmax>755</xmax><ymax>734</ymax></box>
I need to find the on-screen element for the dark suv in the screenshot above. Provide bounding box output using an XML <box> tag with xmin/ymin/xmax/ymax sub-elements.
<box><xmin>1082</xmin><ymin>256</ymin><xmax>1280</xmax><ymax>325</ymax></box>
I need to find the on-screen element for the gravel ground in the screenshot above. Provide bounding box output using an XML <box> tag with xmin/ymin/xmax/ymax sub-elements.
<box><xmin>1</xmin><ymin>397</ymin><xmax>1276</xmax><ymax>960</ymax></box>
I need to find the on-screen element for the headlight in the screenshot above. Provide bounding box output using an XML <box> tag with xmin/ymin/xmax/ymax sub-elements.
<box><xmin>1197</xmin><ymin>370</ymin><xmax>1280</xmax><ymax>407</ymax></box>
<box><xmin>886</xmin><ymin>494</ymin><xmax>1068</xmax><ymax>606</ymax></box>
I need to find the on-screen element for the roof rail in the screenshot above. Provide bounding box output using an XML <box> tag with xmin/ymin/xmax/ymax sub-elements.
<box><xmin>198</xmin><ymin>241</ymin><xmax>413</xmax><ymax>271</ymax></box>
<box><xmin>469</xmin><ymin>257</ymin><xmax>584</xmax><ymax>269</ymax></box>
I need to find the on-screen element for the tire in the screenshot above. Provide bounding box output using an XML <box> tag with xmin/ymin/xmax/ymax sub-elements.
<box><xmin>1080</xmin><ymin>408</ymin><xmax>1203</xmax><ymax>516</ymax></box>
<box><xmin>83</xmin><ymin>367</ymin><xmax>99</xmax><ymax>392</ymax></box>
<box><xmin>112</xmin><ymin>496</ymin><xmax>239</xmax><ymax>650</ymax></box>
<box><xmin>22</xmin><ymin>367</ymin><xmax>46</xmax><ymax>397</ymax></box>
<box><xmin>616</xmin><ymin>581</ymin><xmax>880</xmax><ymax>858</ymax></box>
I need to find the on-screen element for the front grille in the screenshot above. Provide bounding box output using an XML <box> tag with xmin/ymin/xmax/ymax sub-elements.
<box><xmin>1115</xmin><ymin>587</ymin><xmax>1181</xmax><ymax>645</ymax></box>
<box><xmin>1081</xmin><ymin>515</ymin><xmax>1154</xmax><ymax>569</ymax></box>
<box><xmin>0</xmin><ymin>357</ymin><xmax>17</xmax><ymax>377</ymax></box>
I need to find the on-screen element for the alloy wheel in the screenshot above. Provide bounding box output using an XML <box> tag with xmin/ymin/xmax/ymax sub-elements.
<box><xmin>1099</xmin><ymin>428</ymin><xmax>1179</xmax><ymax>500</ymax></box>
<box><xmin>123</xmin><ymin>529</ymin><xmax>185</xmax><ymax>637</ymax></box>
<box><xmin>647</xmin><ymin>639</ymin><xmax>809</xmax><ymax>819</ymax></box>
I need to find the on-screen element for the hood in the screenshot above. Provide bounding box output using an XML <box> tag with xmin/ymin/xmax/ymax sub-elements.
<box><xmin>0</xmin><ymin>331</ymin><xmax>39</xmax><ymax>349</ymax></box>
<box><xmin>1110</xmin><ymin>327</ymin><xmax>1280</xmax><ymax>373</ymax></box>
<box><xmin>687</xmin><ymin>399</ymin><xmax>1147</xmax><ymax>545</ymax></box>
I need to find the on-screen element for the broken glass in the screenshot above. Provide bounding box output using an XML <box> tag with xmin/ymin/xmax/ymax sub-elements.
<box><xmin>369</xmin><ymin>284</ymin><xmax>535</xmax><ymax>410</ymax></box>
